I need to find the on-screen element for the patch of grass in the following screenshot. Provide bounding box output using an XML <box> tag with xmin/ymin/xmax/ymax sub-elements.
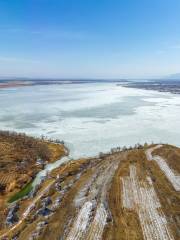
<box><xmin>8</xmin><ymin>181</ymin><xmax>33</xmax><ymax>203</ymax></box>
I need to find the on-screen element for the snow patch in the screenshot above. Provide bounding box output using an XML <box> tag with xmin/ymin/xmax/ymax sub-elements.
<box><xmin>66</xmin><ymin>201</ymin><xmax>93</xmax><ymax>240</ymax></box>
<box><xmin>121</xmin><ymin>165</ymin><xmax>174</xmax><ymax>240</ymax></box>
<box><xmin>153</xmin><ymin>156</ymin><xmax>180</xmax><ymax>191</ymax></box>
<box><xmin>86</xmin><ymin>203</ymin><xmax>107</xmax><ymax>240</ymax></box>
<box><xmin>146</xmin><ymin>145</ymin><xmax>180</xmax><ymax>191</ymax></box>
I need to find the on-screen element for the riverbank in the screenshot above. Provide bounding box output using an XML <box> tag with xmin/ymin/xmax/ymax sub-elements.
<box><xmin>0</xmin><ymin>142</ymin><xmax>179</xmax><ymax>240</ymax></box>
<box><xmin>0</xmin><ymin>130</ymin><xmax>66</xmax><ymax>227</ymax></box>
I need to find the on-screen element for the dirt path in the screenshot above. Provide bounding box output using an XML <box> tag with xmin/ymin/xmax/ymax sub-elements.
<box><xmin>145</xmin><ymin>145</ymin><xmax>162</xmax><ymax>161</ymax></box>
<box><xmin>145</xmin><ymin>145</ymin><xmax>180</xmax><ymax>191</ymax></box>
<box><xmin>0</xmin><ymin>164</ymin><xmax>69</xmax><ymax>239</ymax></box>
<box><xmin>1</xmin><ymin>145</ymin><xmax>179</xmax><ymax>240</ymax></box>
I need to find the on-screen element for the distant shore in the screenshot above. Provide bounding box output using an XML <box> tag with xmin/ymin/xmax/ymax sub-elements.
<box><xmin>0</xmin><ymin>79</ymin><xmax>128</xmax><ymax>89</ymax></box>
<box><xmin>1</xmin><ymin>79</ymin><xmax>180</xmax><ymax>95</ymax></box>
<box><xmin>120</xmin><ymin>79</ymin><xmax>180</xmax><ymax>94</ymax></box>
<box><xmin>0</xmin><ymin>81</ymin><xmax>32</xmax><ymax>89</ymax></box>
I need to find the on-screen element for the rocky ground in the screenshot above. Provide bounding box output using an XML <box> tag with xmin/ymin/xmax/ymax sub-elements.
<box><xmin>0</xmin><ymin>138</ymin><xmax>179</xmax><ymax>240</ymax></box>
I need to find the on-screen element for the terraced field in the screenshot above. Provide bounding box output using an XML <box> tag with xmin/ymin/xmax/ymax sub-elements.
<box><xmin>0</xmin><ymin>143</ymin><xmax>179</xmax><ymax>240</ymax></box>
<box><xmin>0</xmin><ymin>131</ymin><xmax>66</xmax><ymax>235</ymax></box>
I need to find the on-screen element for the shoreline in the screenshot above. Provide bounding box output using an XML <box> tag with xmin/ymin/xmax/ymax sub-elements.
<box><xmin>0</xmin><ymin>142</ymin><xmax>179</xmax><ymax>239</ymax></box>
<box><xmin>0</xmin><ymin>131</ymin><xmax>67</xmax><ymax>208</ymax></box>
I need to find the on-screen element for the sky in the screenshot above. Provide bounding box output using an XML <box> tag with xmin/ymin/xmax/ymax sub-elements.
<box><xmin>0</xmin><ymin>0</ymin><xmax>180</xmax><ymax>79</ymax></box>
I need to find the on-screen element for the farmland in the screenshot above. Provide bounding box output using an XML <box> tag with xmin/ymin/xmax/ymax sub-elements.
<box><xmin>0</xmin><ymin>136</ymin><xmax>179</xmax><ymax>240</ymax></box>
<box><xmin>0</xmin><ymin>131</ymin><xmax>66</xmax><ymax>232</ymax></box>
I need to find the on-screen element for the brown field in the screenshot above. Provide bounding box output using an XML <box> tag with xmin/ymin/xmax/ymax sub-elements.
<box><xmin>0</xmin><ymin>131</ymin><xmax>66</xmax><ymax>233</ymax></box>
<box><xmin>0</xmin><ymin>137</ymin><xmax>179</xmax><ymax>240</ymax></box>
<box><xmin>153</xmin><ymin>144</ymin><xmax>180</xmax><ymax>174</ymax></box>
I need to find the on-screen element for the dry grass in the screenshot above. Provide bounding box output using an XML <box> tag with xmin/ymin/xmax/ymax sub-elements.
<box><xmin>147</xmin><ymin>160</ymin><xmax>180</xmax><ymax>239</ymax></box>
<box><xmin>104</xmin><ymin>152</ymin><xmax>144</xmax><ymax>240</ymax></box>
<box><xmin>104</xmin><ymin>147</ymin><xmax>179</xmax><ymax>240</ymax></box>
<box><xmin>153</xmin><ymin>144</ymin><xmax>180</xmax><ymax>174</ymax></box>
<box><xmin>40</xmin><ymin>166</ymin><xmax>93</xmax><ymax>239</ymax></box>
<box><xmin>0</xmin><ymin>141</ymin><xmax>179</xmax><ymax>240</ymax></box>
<box><xmin>0</xmin><ymin>131</ymin><xmax>66</xmax><ymax>232</ymax></box>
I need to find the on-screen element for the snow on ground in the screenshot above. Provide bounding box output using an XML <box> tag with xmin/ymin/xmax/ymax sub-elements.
<box><xmin>153</xmin><ymin>156</ymin><xmax>180</xmax><ymax>191</ymax></box>
<box><xmin>74</xmin><ymin>172</ymin><xmax>98</xmax><ymax>207</ymax></box>
<box><xmin>146</xmin><ymin>145</ymin><xmax>180</xmax><ymax>191</ymax></box>
<box><xmin>66</xmin><ymin>201</ymin><xmax>93</xmax><ymax>240</ymax></box>
<box><xmin>121</xmin><ymin>165</ymin><xmax>174</xmax><ymax>240</ymax></box>
<box><xmin>86</xmin><ymin>203</ymin><xmax>107</xmax><ymax>240</ymax></box>
<box><xmin>145</xmin><ymin>145</ymin><xmax>162</xmax><ymax>161</ymax></box>
<box><xmin>68</xmin><ymin>158</ymin><xmax>119</xmax><ymax>240</ymax></box>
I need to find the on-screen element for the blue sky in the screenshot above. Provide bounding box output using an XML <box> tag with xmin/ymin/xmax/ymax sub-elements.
<box><xmin>0</xmin><ymin>0</ymin><xmax>180</xmax><ymax>78</ymax></box>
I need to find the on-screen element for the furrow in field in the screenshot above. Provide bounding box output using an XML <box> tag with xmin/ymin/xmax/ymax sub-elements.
<box><xmin>66</xmin><ymin>201</ymin><xmax>93</xmax><ymax>240</ymax></box>
<box><xmin>153</xmin><ymin>156</ymin><xmax>180</xmax><ymax>191</ymax></box>
<box><xmin>86</xmin><ymin>203</ymin><xmax>107</xmax><ymax>240</ymax></box>
<box><xmin>66</xmin><ymin>158</ymin><xmax>119</xmax><ymax>240</ymax></box>
<box><xmin>121</xmin><ymin>164</ymin><xmax>174</xmax><ymax>240</ymax></box>
<box><xmin>146</xmin><ymin>146</ymin><xmax>180</xmax><ymax>191</ymax></box>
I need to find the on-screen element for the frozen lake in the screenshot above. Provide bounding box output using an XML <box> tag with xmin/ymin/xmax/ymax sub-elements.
<box><xmin>0</xmin><ymin>83</ymin><xmax>180</xmax><ymax>158</ymax></box>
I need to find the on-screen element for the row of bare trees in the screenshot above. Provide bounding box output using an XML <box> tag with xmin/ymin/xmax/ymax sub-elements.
<box><xmin>0</xmin><ymin>131</ymin><xmax>49</xmax><ymax>161</ymax></box>
<box><xmin>99</xmin><ymin>142</ymin><xmax>152</xmax><ymax>158</ymax></box>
